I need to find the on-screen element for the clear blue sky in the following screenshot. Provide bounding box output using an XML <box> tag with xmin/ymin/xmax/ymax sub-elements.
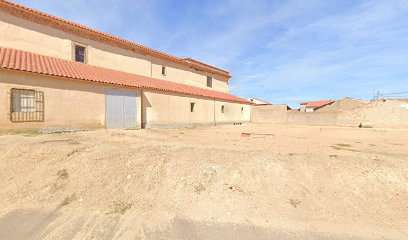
<box><xmin>13</xmin><ymin>0</ymin><xmax>408</xmax><ymax>108</ymax></box>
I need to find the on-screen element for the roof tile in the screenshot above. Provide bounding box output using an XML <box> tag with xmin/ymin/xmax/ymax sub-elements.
<box><xmin>0</xmin><ymin>47</ymin><xmax>250</xmax><ymax>104</ymax></box>
<box><xmin>300</xmin><ymin>100</ymin><xmax>334</xmax><ymax>108</ymax></box>
<box><xmin>0</xmin><ymin>0</ymin><xmax>230</xmax><ymax>78</ymax></box>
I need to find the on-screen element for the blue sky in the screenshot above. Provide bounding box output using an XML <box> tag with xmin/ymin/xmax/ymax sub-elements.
<box><xmin>13</xmin><ymin>0</ymin><xmax>408</xmax><ymax>107</ymax></box>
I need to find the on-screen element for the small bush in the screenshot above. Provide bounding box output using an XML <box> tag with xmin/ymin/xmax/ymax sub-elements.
<box><xmin>56</xmin><ymin>169</ymin><xmax>69</xmax><ymax>180</ymax></box>
<box><xmin>58</xmin><ymin>194</ymin><xmax>77</xmax><ymax>209</ymax></box>
<box><xmin>109</xmin><ymin>201</ymin><xmax>133</xmax><ymax>215</ymax></box>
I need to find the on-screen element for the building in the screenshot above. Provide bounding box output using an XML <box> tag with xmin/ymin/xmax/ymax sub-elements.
<box><xmin>0</xmin><ymin>1</ymin><xmax>251</xmax><ymax>129</ymax></box>
<box><xmin>315</xmin><ymin>97</ymin><xmax>366</xmax><ymax>112</ymax></box>
<box><xmin>247</xmin><ymin>97</ymin><xmax>271</xmax><ymax>105</ymax></box>
<box><xmin>299</xmin><ymin>100</ymin><xmax>334</xmax><ymax>112</ymax></box>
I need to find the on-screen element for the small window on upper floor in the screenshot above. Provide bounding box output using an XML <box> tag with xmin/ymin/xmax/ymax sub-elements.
<box><xmin>190</xmin><ymin>102</ymin><xmax>196</xmax><ymax>112</ymax></box>
<box><xmin>207</xmin><ymin>76</ymin><xmax>212</xmax><ymax>88</ymax></box>
<box><xmin>241</xmin><ymin>107</ymin><xmax>244</xmax><ymax>114</ymax></box>
<box><xmin>74</xmin><ymin>44</ymin><xmax>86</xmax><ymax>63</ymax></box>
<box><xmin>221</xmin><ymin>105</ymin><xmax>225</xmax><ymax>113</ymax></box>
<box><xmin>162</xmin><ymin>66</ymin><xmax>166</xmax><ymax>75</ymax></box>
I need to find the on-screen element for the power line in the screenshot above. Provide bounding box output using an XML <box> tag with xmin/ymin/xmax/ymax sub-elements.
<box><xmin>381</xmin><ymin>92</ymin><xmax>408</xmax><ymax>96</ymax></box>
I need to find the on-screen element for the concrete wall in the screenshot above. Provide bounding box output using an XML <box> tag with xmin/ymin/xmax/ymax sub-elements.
<box><xmin>251</xmin><ymin>105</ymin><xmax>288</xmax><ymax>124</ymax></box>
<box><xmin>251</xmin><ymin>100</ymin><xmax>408</xmax><ymax>128</ymax></box>
<box><xmin>0</xmin><ymin>12</ymin><xmax>228</xmax><ymax>92</ymax></box>
<box><xmin>286</xmin><ymin>111</ymin><xmax>338</xmax><ymax>126</ymax></box>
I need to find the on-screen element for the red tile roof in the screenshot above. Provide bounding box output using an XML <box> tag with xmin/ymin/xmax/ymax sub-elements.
<box><xmin>0</xmin><ymin>0</ymin><xmax>230</xmax><ymax>78</ymax></box>
<box><xmin>300</xmin><ymin>100</ymin><xmax>334</xmax><ymax>108</ymax></box>
<box><xmin>183</xmin><ymin>58</ymin><xmax>227</xmax><ymax>75</ymax></box>
<box><xmin>0</xmin><ymin>47</ymin><xmax>250</xmax><ymax>104</ymax></box>
<box><xmin>249</xmin><ymin>97</ymin><xmax>272</xmax><ymax>105</ymax></box>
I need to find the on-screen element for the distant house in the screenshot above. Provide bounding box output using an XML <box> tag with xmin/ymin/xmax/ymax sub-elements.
<box><xmin>299</xmin><ymin>100</ymin><xmax>334</xmax><ymax>112</ymax></box>
<box><xmin>315</xmin><ymin>97</ymin><xmax>366</xmax><ymax>112</ymax></box>
<box><xmin>248</xmin><ymin>98</ymin><xmax>272</xmax><ymax>105</ymax></box>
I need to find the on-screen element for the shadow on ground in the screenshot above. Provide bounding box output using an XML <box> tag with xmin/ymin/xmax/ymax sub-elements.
<box><xmin>0</xmin><ymin>209</ymin><xmax>368</xmax><ymax>240</ymax></box>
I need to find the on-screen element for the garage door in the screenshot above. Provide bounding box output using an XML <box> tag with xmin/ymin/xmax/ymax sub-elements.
<box><xmin>105</xmin><ymin>89</ymin><xmax>137</xmax><ymax>129</ymax></box>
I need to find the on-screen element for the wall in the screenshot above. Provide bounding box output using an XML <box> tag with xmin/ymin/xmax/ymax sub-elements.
<box><xmin>316</xmin><ymin>98</ymin><xmax>366</xmax><ymax>112</ymax></box>
<box><xmin>0</xmin><ymin>12</ymin><xmax>229</xmax><ymax>92</ymax></box>
<box><xmin>142</xmin><ymin>90</ymin><xmax>250</xmax><ymax>128</ymax></box>
<box><xmin>214</xmin><ymin>100</ymin><xmax>251</xmax><ymax>124</ymax></box>
<box><xmin>286</xmin><ymin>111</ymin><xmax>338</xmax><ymax>126</ymax></box>
<box><xmin>0</xmin><ymin>70</ymin><xmax>142</xmax><ymax>129</ymax></box>
<box><xmin>338</xmin><ymin>99</ymin><xmax>408</xmax><ymax>128</ymax></box>
<box><xmin>251</xmin><ymin>100</ymin><xmax>408</xmax><ymax>128</ymax></box>
<box><xmin>150</xmin><ymin>58</ymin><xmax>228</xmax><ymax>92</ymax></box>
<box><xmin>251</xmin><ymin>105</ymin><xmax>288</xmax><ymax>124</ymax></box>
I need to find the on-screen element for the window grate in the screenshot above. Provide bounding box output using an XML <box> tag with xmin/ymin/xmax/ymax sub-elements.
<box><xmin>10</xmin><ymin>89</ymin><xmax>44</xmax><ymax>122</ymax></box>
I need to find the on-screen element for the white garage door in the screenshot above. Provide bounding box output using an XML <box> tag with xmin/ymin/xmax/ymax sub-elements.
<box><xmin>105</xmin><ymin>89</ymin><xmax>137</xmax><ymax>129</ymax></box>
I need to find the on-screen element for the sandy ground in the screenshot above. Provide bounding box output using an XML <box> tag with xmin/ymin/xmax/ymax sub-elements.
<box><xmin>0</xmin><ymin>123</ymin><xmax>407</xmax><ymax>240</ymax></box>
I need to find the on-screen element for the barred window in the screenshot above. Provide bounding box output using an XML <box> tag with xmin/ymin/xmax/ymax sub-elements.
<box><xmin>10</xmin><ymin>89</ymin><xmax>44</xmax><ymax>122</ymax></box>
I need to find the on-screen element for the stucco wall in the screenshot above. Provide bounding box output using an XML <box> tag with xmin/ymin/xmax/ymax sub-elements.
<box><xmin>142</xmin><ymin>90</ymin><xmax>250</xmax><ymax>128</ymax></box>
<box><xmin>150</xmin><ymin>58</ymin><xmax>228</xmax><ymax>92</ymax></box>
<box><xmin>0</xmin><ymin>12</ymin><xmax>228</xmax><ymax>92</ymax></box>
<box><xmin>1</xmin><ymin>70</ymin><xmax>248</xmax><ymax>130</ymax></box>
<box><xmin>214</xmin><ymin>100</ymin><xmax>251</xmax><ymax>124</ymax></box>
<box><xmin>0</xmin><ymin>70</ymin><xmax>142</xmax><ymax>129</ymax></box>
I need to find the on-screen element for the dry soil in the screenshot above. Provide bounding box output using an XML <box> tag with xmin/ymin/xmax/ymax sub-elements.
<box><xmin>0</xmin><ymin>124</ymin><xmax>407</xmax><ymax>240</ymax></box>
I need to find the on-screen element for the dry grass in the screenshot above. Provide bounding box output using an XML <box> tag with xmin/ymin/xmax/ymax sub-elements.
<box><xmin>56</xmin><ymin>169</ymin><xmax>69</xmax><ymax>180</ymax></box>
<box><xmin>108</xmin><ymin>201</ymin><xmax>133</xmax><ymax>215</ymax></box>
<box><xmin>58</xmin><ymin>194</ymin><xmax>77</xmax><ymax>209</ymax></box>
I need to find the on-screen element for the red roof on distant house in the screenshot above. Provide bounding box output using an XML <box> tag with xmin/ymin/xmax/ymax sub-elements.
<box><xmin>248</xmin><ymin>97</ymin><xmax>272</xmax><ymax>105</ymax></box>
<box><xmin>0</xmin><ymin>47</ymin><xmax>250</xmax><ymax>104</ymax></box>
<box><xmin>0</xmin><ymin>0</ymin><xmax>230</xmax><ymax>78</ymax></box>
<box><xmin>300</xmin><ymin>100</ymin><xmax>334</xmax><ymax>108</ymax></box>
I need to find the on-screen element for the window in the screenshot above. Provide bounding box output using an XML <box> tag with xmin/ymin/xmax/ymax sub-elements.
<box><xmin>74</xmin><ymin>44</ymin><xmax>86</xmax><ymax>63</ymax></box>
<box><xmin>207</xmin><ymin>76</ymin><xmax>212</xmax><ymax>88</ymax></box>
<box><xmin>221</xmin><ymin>105</ymin><xmax>225</xmax><ymax>113</ymax></box>
<box><xmin>190</xmin><ymin>102</ymin><xmax>196</xmax><ymax>112</ymax></box>
<box><xmin>241</xmin><ymin>107</ymin><xmax>244</xmax><ymax>114</ymax></box>
<box><xmin>162</xmin><ymin>66</ymin><xmax>166</xmax><ymax>75</ymax></box>
<box><xmin>10</xmin><ymin>89</ymin><xmax>44</xmax><ymax>122</ymax></box>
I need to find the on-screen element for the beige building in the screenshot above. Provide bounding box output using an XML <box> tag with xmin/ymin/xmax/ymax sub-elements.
<box><xmin>0</xmin><ymin>1</ymin><xmax>251</xmax><ymax>129</ymax></box>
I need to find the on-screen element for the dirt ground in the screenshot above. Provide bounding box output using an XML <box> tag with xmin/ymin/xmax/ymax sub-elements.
<box><xmin>0</xmin><ymin>123</ymin><xmax>407</xmax><ymax>240</ymax></box>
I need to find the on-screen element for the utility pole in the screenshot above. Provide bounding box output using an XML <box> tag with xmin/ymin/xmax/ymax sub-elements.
<box><xmin>376</xmin><ymin>90</ymin><xmax>381</xmax><ymax>100</ymax></box>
